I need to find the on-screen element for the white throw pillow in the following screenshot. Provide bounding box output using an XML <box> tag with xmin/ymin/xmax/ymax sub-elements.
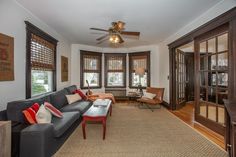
<box><xmin>66</xmin><ymin>94</ymin><xmax>82</xmax><ymax>104</ymax></box>
<box><xmin>36</xmin><ymin>105</ymin><xmax>52</xmax><ymax>123</ymax></box>
<box><xmin>143</xmin><ymin>92</ymin><xmax>156</xmax><ymax>99</ymax></box>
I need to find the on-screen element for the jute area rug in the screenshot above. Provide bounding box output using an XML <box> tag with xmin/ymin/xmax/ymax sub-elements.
<box><xmin>54</xmin><ymin>103</ymin><xmax>228</xmax><ymax>157</ymax></box>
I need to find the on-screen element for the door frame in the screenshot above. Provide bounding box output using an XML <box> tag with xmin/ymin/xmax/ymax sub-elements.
<box><xmin>169</xmin><ymin>7</ymin><xmax>236</xmax><ymax>111</ymax></box>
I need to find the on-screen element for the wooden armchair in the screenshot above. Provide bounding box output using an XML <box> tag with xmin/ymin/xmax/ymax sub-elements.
<box><xmin>137</xmin><ymin>87</ymin><xmax>164</xmax><ymax>112</ymax></box>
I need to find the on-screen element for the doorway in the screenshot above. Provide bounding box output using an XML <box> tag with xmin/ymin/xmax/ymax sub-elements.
<box><xmin>194</xmin><ymin>24</ymin><xmax>229</xmax><ymax>135</ymax></box>
<box><xmin>175</xmin><ymin>42</ymin><xmax>195</xmax><ymax>109</ymax></box>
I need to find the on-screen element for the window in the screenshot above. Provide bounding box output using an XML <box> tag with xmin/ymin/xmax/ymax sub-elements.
<box><xmin>129</xmin><ymin>51</ymin><xmax>150</xmax><ymax>88</ymax></box>
<box><xmin>80</xmin><ymin>50</ymin><xmax>102</xmax><ymax>88</ymax></box>
<box><xmin>25</xmin><ymin>21</ymin><xmax>58</xmax><ymax>98</ymax></box>
<box><xmin>104</xmin><ymin>53</ymin><xmax>126</xmax><ymax>87</ymax></box>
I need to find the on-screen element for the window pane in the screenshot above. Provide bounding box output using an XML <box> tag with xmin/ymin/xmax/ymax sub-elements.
<box><xmin>200</xmin><ymin>42</ymin><xmax>207</xmax><ymax>54</ymax></box>
<box><xmin>31</xmin><ymin>70</ymin><xmax>53</xmax><ymax>96</ymax></box>
<box><xmin>132</xmin><ymin>72</ymin><xmax>147</xmax><ymax>87</ymax></box>
<box><xmin>210</xmin><ymin>55</ymin><xmax>217</xmax><ymax>70</ymax></box>
<box><xmin>208</xmin><ymin>38</ymin><xmax>216</xmax><ymax>54</ymax></box>
<box><xmin>218</xmin><ymin>73</ymin><xmax>228</xmax><ymax>86</ymax></box>
<box><xmin>107</xmin><ymin>72</ymin><xmax>124</xmax><ymax>86</ymax></box>
<box><xmin>218</xmin><ymin>52</ymin><xmax>228</xmax><ymax>70</ymax></box>
<box><xmin>218</xmin><ymin>33</ymin><xmax>228</xmax><ymax>52</ymax></box>
<box><xmin>84</xmin><ymin>73</ymin><xmax>99</xmax><ymax>87</ymax></box>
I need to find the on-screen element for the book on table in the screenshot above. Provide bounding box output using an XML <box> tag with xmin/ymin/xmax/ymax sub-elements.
<box><xmin>93</xmin><ymin>99</ymin><xmax>110</xmax><ymax>107</ymax></box>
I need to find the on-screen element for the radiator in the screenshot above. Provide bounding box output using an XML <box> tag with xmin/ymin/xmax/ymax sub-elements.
<box><xmin>105</xmin><ymin>88</ymin><xmax>127</xmax><ymax>99</ymax></box>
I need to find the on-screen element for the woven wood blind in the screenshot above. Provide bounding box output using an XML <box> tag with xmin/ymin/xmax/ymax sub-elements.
<box><xmin>107</xmin><ymin>56</ymin><xmax>124</xmax><ymax>71</ymax></box>
<box><xmin>31</xmin><ymin>34</ymin><xmax>55</xmax><ymax>71</ymax></box>
<box><xmin>131</xmin><ymin>55</ymin><xmax>147</xmax><ymax>71</ymax></box>
<box><xmin>83</xmin><ymin>55</ymin><xmax>100</xmax><ymax>71</ymax></box>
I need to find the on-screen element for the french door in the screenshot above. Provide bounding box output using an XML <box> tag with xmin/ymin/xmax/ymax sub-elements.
<box><xmin>176</xmin><ymin>49</ymin><xmax>187</xmax><ymax>108</ymax></box>
<box><xmin>195</xmin><ymin>24</ymin><xmax>229</xmax><ymax>135</ymax></box>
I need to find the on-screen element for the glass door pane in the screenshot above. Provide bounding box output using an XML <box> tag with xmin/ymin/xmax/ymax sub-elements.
<box><xmin>196</xmin><ymin>32</ymin><xmax>228</xmax><ymax>127</ymax></box>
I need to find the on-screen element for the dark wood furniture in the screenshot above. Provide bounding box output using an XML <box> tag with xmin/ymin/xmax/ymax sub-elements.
<box><xmin>225</xmin><ymin>100</ymin><xmax>236</xmax><ymax>157</ymax></box>
<box><xmin>82</xmin><ymin>99</ymin><xmax>112</xmax><ymax>140</ymax></box>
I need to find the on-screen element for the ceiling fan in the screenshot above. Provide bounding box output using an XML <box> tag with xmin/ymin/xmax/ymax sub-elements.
<box><xmin>90</xmin><ymin>21</ymin><xmax>140</xmax><ymax>44</ymax></box>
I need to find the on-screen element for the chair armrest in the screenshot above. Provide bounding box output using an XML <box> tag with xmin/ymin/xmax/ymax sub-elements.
<box><xmin>20</xmin><ymin>124</ymin><xmax>54</xmax><ymax>157</ymax></box>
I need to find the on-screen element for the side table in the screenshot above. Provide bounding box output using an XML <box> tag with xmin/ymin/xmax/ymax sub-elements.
<box><xmin>0</xmin><ymin>121</ymin><xmax>11</xmax><ymax>157</ymax></box>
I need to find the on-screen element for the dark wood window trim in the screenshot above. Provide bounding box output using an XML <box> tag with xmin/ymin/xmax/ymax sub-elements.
<box><xmin>128</xmin><ymin>51</ymin><xmax>150</xmax><ymax>89</ymax></box>
<box><xmin>25</xmin><ymin>21</ymin><xmax>58</xmax><ymax>99</ymax></box>
<box><xmin>104</xmin><ymin>53</ymin><xmax>127</xmax><ymax>88</ymax></box>
<box><xmin>80</xmin><ymin>50</ymin><xmax>102</xmax><ymax>89</ymax></box>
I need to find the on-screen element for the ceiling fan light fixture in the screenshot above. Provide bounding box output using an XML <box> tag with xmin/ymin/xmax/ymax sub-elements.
<box><xmin>109</xmin><ymin>34</ymin><xmax>120</xmax><ymax>43</ymax></box>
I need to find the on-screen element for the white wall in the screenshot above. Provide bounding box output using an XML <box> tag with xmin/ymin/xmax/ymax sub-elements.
<box><xmin>0</xmin><ymin>0</ymin><xmax>71</xmax><ymax>110</ymax></box>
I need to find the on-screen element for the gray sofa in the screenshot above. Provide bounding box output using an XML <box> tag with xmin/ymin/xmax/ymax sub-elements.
<box><xmin>7</xmin><ymin>85</ymin><xmax>93</xmax><ymax>157</ymax></box>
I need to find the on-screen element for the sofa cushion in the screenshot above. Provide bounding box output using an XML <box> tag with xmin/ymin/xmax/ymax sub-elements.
<box><xmin>52</xmin><ymin>111</ymin><xmax>80</xmax><ymax>137</ymax></box>
<box><xmin>7</xmin><ymin>94</ymin><xmax>51</xmax><ymax>123</ymax></box>
<box><xmin>64</xmin><ymin>85</ymin><xmax>77</xmax><ymax>94</ymax></box>
<box><xmin>44</xmin><ymin>102</ymin><xmax>63</xmax><ymax>118</ymax></box>
<box><xmin>60</xmin><ymin>100</ymin><xmax>92</xmax><ymax>114</ymax></box>
<box><xmin>22</xmin><ymin>103</ymin><xmax>40</xmax><ymax>124</ymax></box>
<box><xmin>66</xmin><ymin>94</ymin><xmax>82</xmax><ymax>104</ymax></box>
<box><xmin>50</xmin><ymin>89</ymin><xmax>69</xmax><ymax>110</ymax></box>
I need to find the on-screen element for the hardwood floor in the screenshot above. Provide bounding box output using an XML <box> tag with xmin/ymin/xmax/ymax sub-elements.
<box><xmin>170</xmin><ymin>102</ymin><xmax>225</xmax><ymax>149</ymax></box>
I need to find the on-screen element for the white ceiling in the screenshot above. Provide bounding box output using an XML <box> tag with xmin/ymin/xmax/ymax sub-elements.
<box><xmin>16</xmin><ymin>0</ymin><xmax>221</xmax><ymax>48</ymax></box>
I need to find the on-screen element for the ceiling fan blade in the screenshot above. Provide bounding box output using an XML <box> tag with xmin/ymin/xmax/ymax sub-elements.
<box><xmin>96</xmin><ymin>37</ymin><xmax>109</xmax><ymax>44</ymax></box>
<box><xmin>120</xmin><ymin>31</ymin><xmax>140</xmax><ymax>36</ymax></box>
<box><xmin>96</xmin><ymin>34</ymin><xmax>109</xmax><ymax>41</ymax></box>
<box><xmin>90</xmin><ymin>28</ymin><xmax>109</xmax><ymax>32</ymax></box>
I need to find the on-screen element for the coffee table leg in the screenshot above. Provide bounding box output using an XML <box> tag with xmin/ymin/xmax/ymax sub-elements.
<box><xmin>102</xmin><ymin>119</ymin><xmax>106</xmax><ymax>140</ymax></box>
<box><xmin>82</xmin><ymin>120</ymin><xmax>86</xmax><ymax>139</ymax></box>
<box><xmin>110</xmin><ymin>105</ymin><xmax>112</xmax><ymax>116</ymax></box>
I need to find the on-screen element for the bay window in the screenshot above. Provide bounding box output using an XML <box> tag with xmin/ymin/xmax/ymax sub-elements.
<box><xmin>80</xmin><ymin>51</ymin><xmax>102</xmax><ymax>88</ymax></box>
<box><xmin>105</xmin><ymin>53</ymin><xmax>126</xmax><ymax>87</ymax></box>
<box><xmin>129</xmin><ymin>51</ymin><xmax>150</xmax><ymax>88</ymax></box>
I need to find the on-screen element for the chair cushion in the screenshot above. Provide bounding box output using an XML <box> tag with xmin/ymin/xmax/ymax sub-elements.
<box><xmin>60</xmin><ymin>100</ymin><xmax>93</xmax><ymax>114</ymax></box>
<box><xmin>137</xmin><ymin>97</ymin><xmax>162</xmax><ymax>105</ymax></box>
<box><xmin>52</xmin><ymin>111</ymin><xmax>80</xmax><ymax>137</ymax></box>
<box><xmin>50</xmin><ymin>89</ymin><xmax>69</xmax><ymax>110</ymax></box>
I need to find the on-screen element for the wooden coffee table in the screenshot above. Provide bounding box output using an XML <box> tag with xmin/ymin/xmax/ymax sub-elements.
<box><xmin>82</xmin><ymin>99</ymin><xmax>112</xmax><ymax>140</ymax></box>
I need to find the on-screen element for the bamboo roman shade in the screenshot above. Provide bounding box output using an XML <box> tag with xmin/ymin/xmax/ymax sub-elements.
<box><xmin>83</xmin><ymin>55</ymin><xmax>100</xmax><ymax>71</ymax></box>
<box><xmin>107</xmin><ymin>56</ymin><xmax>124</xmax><ymax>72</ymax></box>
<box><xmin>131</xmin><ymin>55</ymin><xmax>147</xmax><ymax>71</ymax></box>
<box><xmin>30</xmin><ymin>34</ymin><xmax>55</xmax><ymax>71</ymax></box>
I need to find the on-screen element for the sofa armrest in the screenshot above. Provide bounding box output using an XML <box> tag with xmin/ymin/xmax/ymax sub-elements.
<box><xmin>20</xmin><ymin>124</ymin><xmax>54</xmax><ymax>157</ymax></box>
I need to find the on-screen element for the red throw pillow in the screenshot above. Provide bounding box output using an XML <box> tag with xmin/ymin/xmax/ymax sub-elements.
<box><xmin>22</xmin><ymin>103</ymin><xmax>40</xmax><ymax>124</ymax></box>
<box><xmin>44</xmin><ymin>102</ymin><xmax>63</xmax><ymax>118</ymax></box>
<box><xmin>73</xmin><ymin>89</ymin><xmax>88</xmax><ymax>100</ymax></box>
